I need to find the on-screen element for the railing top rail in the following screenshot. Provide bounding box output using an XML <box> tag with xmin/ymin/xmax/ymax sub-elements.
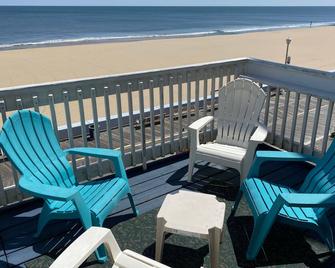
<box><xmin>244</xmin><ymin>58</ymin><xmax>335</xmax><ymax>100</ymax></box>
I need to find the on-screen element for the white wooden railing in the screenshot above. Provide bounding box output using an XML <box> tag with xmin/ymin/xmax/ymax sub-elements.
<box><xmin>0</xmin><ymin>57</ymin><xmax>334</xmax><ymax>207</ymax></box>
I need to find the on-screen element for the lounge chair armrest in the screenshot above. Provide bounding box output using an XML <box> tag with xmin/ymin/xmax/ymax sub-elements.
<box><xmin>242</xmin><ymin>124</ymin><xmax>268</xmax><ymax>179</ymax></box>
<box><xmin>248</xmin><ymin>151</ymin><xmax>318</xmax><ymax>178</ymax></box>
<box><xmin>280</xmin><ymin>193</ymin><xmax>335</xmax><ymax>208</ymax></box>
<box><xmin>188</xmin><ymin>116</ymin><xmax>214</xmax><ymax>148</ymax></box>
<box><xmin>51</xmin><ymin>227</ymin><xmax>170</xmax><ymax>268</ymax></box>
<box><xmin>50</xmin><ymin>227</ymin><xmax>121</xmax><ymax>268</ymax></box>
<box><xmin>188</xmin><ymin>116</ymin><xmax>214</xmax><ymax>132</ymax></box>
<box><xmin>255</xmin><ymin>151</ymin><xmax>318</xmax><ymax>162</ymax></box>
<box><xmin>250</xmin><ymin>123</ymin><xmax>268</xmax><ymax>143</ymax></box>
<box><xmin>65</xmin><ymin>147</ymin><xmax>121</xmax><ymax>159</ymax></box>
<box><xmin>19</xmin><ymin>177</ymin><xmax>78</xmax><ymax>201</ymax></box>
<box><xmin>65</xmin><ymin>147</ymin><xmax>127</xmax><ymax>179</ymax></box>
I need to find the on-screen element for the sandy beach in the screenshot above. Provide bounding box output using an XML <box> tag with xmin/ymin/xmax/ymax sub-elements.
<box><xmin>0</xmin><ymin>26</ymin><xmax>335</xmax><ymax>126</ymax></box>
<box><xmin>0</xmin><ymin>26</ymin><xmax>335</xmax><ymax>89</ymax></box>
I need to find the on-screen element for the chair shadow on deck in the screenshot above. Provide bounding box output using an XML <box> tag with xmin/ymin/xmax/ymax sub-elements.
<box><xmin>143</xmin><ymin>236</ymin><xmax>209</xmax><ymax>268</ymax></box>
<box><xmin>166</xmin><ymin>162</ymin><xmax>240</xmax><ymax>201</ymax></box>
<box><xmin>227</xmin><ymin>215</ymin><xmax>334</xmax><ymax>267</ymax></box>
<box><xmin>1</xmin><ymin>208</ymin><xmax>137</xmax><ymax>267</ymax></box>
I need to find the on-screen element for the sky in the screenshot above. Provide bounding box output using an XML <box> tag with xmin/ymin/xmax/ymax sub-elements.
<box><xmin>1</xmin><ymin>0</ymin><xmax>335</xmax><ymax>6</ymax></box>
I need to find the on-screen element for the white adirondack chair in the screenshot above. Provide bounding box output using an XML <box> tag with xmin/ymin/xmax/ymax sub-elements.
<box><xmin>50</xmin><ymin>227</ymin><xmax>170</xmax><ymax>268</ymax></box>
<box><xmin>187</xmin><ymin>78</ymin><xmax>268</xmax><ymax>181</ymax></box>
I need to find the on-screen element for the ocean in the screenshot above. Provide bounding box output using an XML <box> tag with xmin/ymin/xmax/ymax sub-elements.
<box><xmin>1</xmin><ymin>6</ymin><xmax>335</xmax><ymax>49</ymax></box>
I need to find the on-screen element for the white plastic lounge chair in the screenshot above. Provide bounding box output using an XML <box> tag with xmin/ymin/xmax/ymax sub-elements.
<box><xmin>50</xmin><ymin>227</ymin><xmax>171</xmax><ymax>268</ymax></box>
<box><xmin>187</xmin><ymin>78</ymin><xmax>267</xmax><ymax>181</ymax></box>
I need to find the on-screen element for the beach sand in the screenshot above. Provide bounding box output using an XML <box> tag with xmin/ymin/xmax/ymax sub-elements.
<box><xmin>0</xmin><ymin>26</ymin><xmax>335</xmax><ymax>88</ymax></box>
<box><xmin>0</xmin><ymin>26</ymin><xmax>334</xmax><ymax>126</ymax></box>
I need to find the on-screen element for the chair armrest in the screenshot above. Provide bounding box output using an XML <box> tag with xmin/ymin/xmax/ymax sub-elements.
<box><xmin>241</xmin><ymin>124</ymin><xmax>268</xmax><ymax>179</ymax></box>
<box><xmin>248</xmin><ymin>151</ymin><xmax>318</xmax><ymax>178</ymax></box>
<box><xmin>51</xmin><ymin>227</ymin><xmax>170</xmax><ymax>268</ymax></box>
<box><xmin>188</xmin><ymin>116</ymin><xmax>214</xmax><ymax>131</ymax></box>
<box><xmin>19</xmin><ymin>177</ymin><xmax>78</xmax><ymax>201</ymax></box>
<box><xmin>188</xmin><ymin>116</ymin><xmax>214</xmax><ymax>148</ymax></box>
<box><xmin>65</xmin><ymin>147</ymin><xmax>127</xmax><ymax>179</ymax></box>
<box><xmin>65</xmin><ymin>147</ymin><xmax>121</xmax><ymax>159</ymax></box>
<box><xmin>50</xmin><ymin>227</ymin><xmax>121</xmax><ymax>268</ymax></box>
<box><xmin>250</xmin><ymin>123</ymin><xmax>268</xmax><ymax>143</ymax></box>
<box><xmin>280</xmin><ymin>193</ymin><xmax>335</xmax><ymax>208</ymax></box>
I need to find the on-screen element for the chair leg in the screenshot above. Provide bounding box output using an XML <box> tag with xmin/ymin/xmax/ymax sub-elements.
<box><xmin>187</xmin><ymin>153</ymin><xmax>196</xmax><ymax>182</ymax></box>
<box><xmin>91</xmin><ymin>217</ymin><xmax>108</xmax><ymax>263</ymax></box>
<box><xmin>318</xmin><ymin>216</ymin><xmax>335</xmax><ymax>252</ymax></box>
<box><xmin>34</xmin><ymin>204</ymin><xmax>51</xmax><ymax>237</ymax></box>
<box><xmin>246</xmin><ymin>215</ymin><xmax>274</xmax><ymax>260</ymax></box>
<box><xmin>230</xmin><ymin>190</ymin><xmax>243</xmax><ymax>218</ymax></box>
<box><xmin>127</xmin><ymin>193</ymin><xmax>139</xmax><ymax>216</ymax></box>
<box><xmin>155</xmin><ymin>217</ymin><xmax>166</xmax><ymax>262</ymax></box>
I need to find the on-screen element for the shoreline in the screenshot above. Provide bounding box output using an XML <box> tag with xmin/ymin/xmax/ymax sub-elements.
<box><xmin>1</xmin><ymin>23</ymin><xmax>334</xmax><ymax>52</ymax></box>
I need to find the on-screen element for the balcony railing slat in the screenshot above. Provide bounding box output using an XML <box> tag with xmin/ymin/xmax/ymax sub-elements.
<box><xmin>271</xmin><ymin>88</ymin><xmax>280</xmax><ymax>144</ymax></box>
<box><xmin>210</xmin><ymin>70</ymin><xmax>216</xmax><ymax>139</ymax></box>
<box><xmin>63</xmin><ymin>91</ymin><xmax>77</xmax><ymax>172</ymax></box>
<box><xmin>168</xmin><ymin>77</ymin><xmax>175</xmax><ymax>154</ymax></box>
<box><xmin>310</xmin><ymin>97</ymin><xmax>322</xmax><ymax>154</ymax></box>
<box><xmin>115</xmin><ymin>84</ymin><xmax>125</xmax><ymax>157</ymax></box>
<box><xmin>195</xmin><ymin>72</ymin><xmax>200</xmax><ymax>120</ymax></box>
<box><xmin>298</xmin><ymin>95</ymin><xmax>311</xmax><ymax>153</ymax></box>
<box><xmin>48</xmin><ymin>94</ymin><xmax>59</xmax><ymax>141</ymax></box>
<box><xmin>32</xmin><ymin>96</ymin><xmax>39</xmax><ymax>112</ymax></box>
<box><xmin>159</xmin><ymin>79</ymin><xmax>165</xmax><ymax>156</ymax></box>
<box><xmin>16</xmin><ymin>98</ymin><xmax>23</xmax><ymax>110</ymax></box>
<box><xmin>103</xmin><ymin>86</ymin><xmax>113</xmax><ymax>149</ymax></box>
<box><xmin>77</xmin><ymin>89</ymin><xmax>90</xmax><ymax>180</ymax></box>
<box><xmin>202</xmin><ymin>71</ymin><xmax>208</xmax><ymax>140</ymax></box>
<box><xmin>178</xmin><ymin>75</ymin><xmax>183</xmax><ymax>151</ymax></box>
<box><xmin>263</xmin><ymin>86</ymin><xmax>271</xmax><ymax>127</ymax></box>
<box><xmin>289</xmin><ymin>92</ymin><xmax>300</xmax><ymax>151</ymax></box>
<box><xmin>322</xmin><ymin>100</ymin><xmax>334</xmax><ymax>154</ymax></box>
<box><xmin>91</xmin><ymin>87</ymin><xmax>103</xmax><ymax>175</ymax></box>
<box><xmin>279</xmin><ymin>89</ymin><xmax>290</xmax><ymax>148</ymax></box>
<box><xmin>127</xmin><ymin>83</ymin><xmax>136</xmax><ymax>165</ymax></box>
<box><xmin>149</xmin><ymin>80</ymin><xmax>156</xmax><ymax>159</ymax></box>
<box><xmin>138</xmin><ymin>82</ymin><xmax>147</xmax><ymax>170</ymax></box>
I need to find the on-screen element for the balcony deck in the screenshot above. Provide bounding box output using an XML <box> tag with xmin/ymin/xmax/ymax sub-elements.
<box><xmin>1</xmin><ymin>146</ymin><xmax>334</xmax><ymax>268</ymax></box>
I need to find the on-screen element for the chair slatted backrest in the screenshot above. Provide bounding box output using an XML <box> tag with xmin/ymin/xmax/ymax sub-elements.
<box><xmin>0</xmin><ymin>110</ymin><xmax>75</xmax><ymax>188</ymax></box>
<box><xmin>216</xmin><ymin>79</ymin><xmax>266</xmax><ymax>148</ymax></box>
<box><xmin>300</xmin><ymin>140</ymin><xmax>335</xmax><ymax>195</ymax></box>
<box><xmin>299</xmin><ymin>140</ymin><xmax>335</xmax><ymax>217</ymax></box>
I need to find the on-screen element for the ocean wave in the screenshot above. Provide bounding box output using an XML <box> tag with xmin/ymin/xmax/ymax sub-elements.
<box><xmin>0</xmin><ymin>21</ymin><xmax>334</xmax><ymax>49</ymax></box>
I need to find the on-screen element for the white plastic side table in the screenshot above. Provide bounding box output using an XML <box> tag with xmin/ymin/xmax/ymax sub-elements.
<box><xmin>155</xmin><ymin>190</ymin><xmax>226</xmax><ymax>268</ymax></box>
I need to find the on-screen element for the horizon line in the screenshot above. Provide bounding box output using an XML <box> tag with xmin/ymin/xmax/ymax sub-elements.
<box><xmin>1</xmin><ymin>5</ymin><xmax>335</xmax><ymax>7</ymax></box>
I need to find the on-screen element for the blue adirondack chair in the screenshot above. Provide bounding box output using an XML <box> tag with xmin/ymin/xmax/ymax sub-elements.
<box><xmin>231</xmin><ymin>143</ymin><xmax>335</xmax><ymax>260</ymax></box>
<box><xmin>0</xmin><ymin>110</ymin><xmax>139</xmax><ymax>262</ymax></box>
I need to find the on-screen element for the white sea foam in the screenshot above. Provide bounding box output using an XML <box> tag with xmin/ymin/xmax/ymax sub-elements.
<box><xmin>0</xmin><ymin>22</ymin><xmax>334</xmax><ymax>50</ymax></box>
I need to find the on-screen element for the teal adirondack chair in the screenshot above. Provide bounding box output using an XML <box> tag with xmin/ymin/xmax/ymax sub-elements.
<box><xmin>0</xmin><ymin>110</ymin><xmax>138</xmax><ymax>262</ymax></box>
<box><xmin>231</xmin><ymin>142</ymin><xmax>335</xmax><ymax>260</ymax></box>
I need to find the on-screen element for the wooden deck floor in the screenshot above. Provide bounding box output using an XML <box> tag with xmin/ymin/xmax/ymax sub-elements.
<box><xmin>0</xmin><ymin>145</ymin><xmax>335</xmax><ymax>267</ymax></box>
